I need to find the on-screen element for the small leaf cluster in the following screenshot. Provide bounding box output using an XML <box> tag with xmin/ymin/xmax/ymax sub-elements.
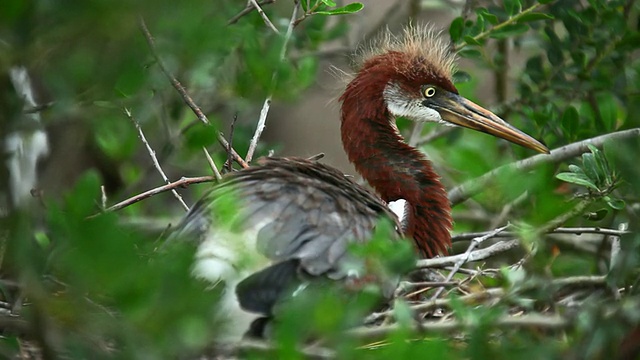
<box><xmin>556</xmin><ymin>144</ymin><xmax>624</xmax><ymax>210</ymax></box>
<box><xmin>449</xmin><ymin>0</ymin><xmax>554</xmax><ymax>59</ymax></box>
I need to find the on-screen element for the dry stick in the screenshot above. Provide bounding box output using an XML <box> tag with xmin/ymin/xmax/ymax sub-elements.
<box><xmin>101</xmin><ymin>176</ymin><xmax>216</xmax><ymax>214</ymax></box>
<box><xmin>245</xmin><ymin>1</ymin><xmax>300</xmax><ymax>163</ymax></box>
<box><xmin>448</xmin><ymin>128</ymin><xmax>640</xmax><ymax>206</ymax></box>
<box><xmin>609</xmin><ymin>222</ymin><xmax>628</xmax><ymax>272</ymax></box>
<box><xmin>368</xmin><ymin>274</ymin><xmax>607</xmax><ymax>324</ymax></box>
<box><xmin>452</xmin><ymin>226</ymin><xmax>631</xmax><ymax>242</ymax></box>
<box><xmin>226</xmin><ymin>113</ymin><xmax>239</xmax><ymax>173</ymax></box>
<box><xmin>202</xmin><ymin>148</ymin><xmax>222</xmax><ymax>181</ymax></box>
<box><xmin>125</xmin><ymin>108</ymin><xmax>190</xmax><ymax>212</ymax></box>
<box><xmin>100</xmin><ymin>185</ymin><xmax>107</xmax><ymax>210</ymax></box>
<box><xmin>538</xmin><ymin>198</ymin><xmax>592</xmax><ymax>234</ymax></box>
<box><xmin>138</xmin><ymin>17</ymin><xmax>249</xmax><ymax>169</ymax></box>
<box><xmin>416</xmin><ymin>239</ymin><xmax>519</xmax><ymax>268</ymax></box>
<box><xmin>248</xmin><ymin>0</ymin><xmax>280</xmax><ymax>34</ymax></box>
<box><xmin>416</xmin><ymin>127</ymin><xmax>455</xmax><ymax>147</ymax></box>
<box><xmin>227</xmin><ymin>0</ymin><xmax>276</xmax><ymax>25</ymax></box>
<box><xmin>354</xmin><ymin>313</ymin><xmax>568</xmax><ymax>340</ymax></box>
<box><xmin>430</xmin><ymin>224</ymin><xmax>511</xmax><ymax>300</ymax></box>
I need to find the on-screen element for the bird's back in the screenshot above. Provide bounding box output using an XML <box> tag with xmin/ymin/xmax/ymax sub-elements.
<box><xmin>170</xmin><ymin>157</ymin><xmax>400</xmax><ymax>339</ymax></box>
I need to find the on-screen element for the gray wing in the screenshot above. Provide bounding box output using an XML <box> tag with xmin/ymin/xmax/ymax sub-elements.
<box><xmin>172</xmin><ymin>157</ymin><xmax>400</xmax><ymax>315</ymax></box>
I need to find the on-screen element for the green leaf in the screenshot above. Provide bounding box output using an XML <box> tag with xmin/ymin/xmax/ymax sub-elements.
<box><xmin>581</xmin><ymin>152</ymin><xmax>601</xmax><ymax>187</ymax></box>
<box><xmin>605</xmin><ymin>197</ymin><xmax>625</xmax><ymax>210</ymax></box>
<box><xmin>538</xmin><ymin>0</ymin><xmax>554</xmax><ymax>3</ymax></box>
<box><xmin>561</xmin><ymin>106</ymin><xmax>579</xmax><ymax>140</ymax></box>
<box><xmin>184</xmin><ymin>124</ymin><xmax>218</xmax><ymax>149</ymax></box>
<box><xmin>590</xmin><ymin>144</ymin><xmax>613</xmax><ymax>186</ymax></box>
<box><xmin>314</xmin><ymin>2</ymin><xmax>363</xmax><ymax>15</ymax></box>
<box><xmin>583</xmin><ymin>208</ymin><xmax>608</xmax><ymax>221</ymax></box>
<box><xmin>568</xmin><ymin>164</ymin><xmax>584</xmax><ymax>174</ymax></box>
<box><xmin>516</xmin><ymin>12</ymin><xmax>554</xmax><ymax>23</ymax></box>
<box><xmin>320</xmin><ymin>0</ymin><xmax>337</xmax><ymax>6</ymax></box>
<box><xmin>449</xmin><ymin>17</ymin><xmax>465</xmax><ymax>42</ymax></box>
<box><xmin>503</xmin><ymin>0</ymin><xmax>522</xmax><ymax>16</ymax></box>
<box><xmin>489</xmin><ymin>24</ymin><xmax>529</xmax><ymax>39</ymax></box>
<box><xmin>477</xmin><ymin>8</ymin><xmax>499</xmax><ymax>25</ymax></box>
<box><xmin>555</xmin><ymin>172</ymin><xmax>599</xmax><ymax>191</ymax></box>
<box><xmin>458</xmin><ymin>48</ymin><xmax>482</xmax><ymax>59</ymax></box>
<box><xmin>464</xmin><ymin>35</ymin><xmax>482</xmax><ymax>46</ymax></box>
<box><xmin>595</xmin><ymin>93</ymin><xmax>620</xmax><ymax>132</ymax></box>
<box><xmin>452</xmin><ymin>71</ymin><xmax>471</xmax><ymax>83</ymax></box>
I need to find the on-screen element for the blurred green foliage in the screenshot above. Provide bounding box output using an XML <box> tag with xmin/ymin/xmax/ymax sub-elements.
<box><xmin>1</xmin><ymin>0</ymin><xmax>639</xmax><ymax>358</ymax></box>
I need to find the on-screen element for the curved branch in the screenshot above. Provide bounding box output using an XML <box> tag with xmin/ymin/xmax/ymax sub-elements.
<box><xmin>97</xmin><ymin>176</ymin><xmax>216</xmax><ymax>215</ymax></box>
<box><xmin>415</xmin><ymin>239</ymin><xmax>520</xmax><ymax>268</ymax></box>
<box><xmin>448</xmin><ymin>128</ymin><xmax>640</xmax><ymax>206</ymax></box>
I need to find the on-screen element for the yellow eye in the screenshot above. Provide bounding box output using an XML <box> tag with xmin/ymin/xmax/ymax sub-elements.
<box><xmin>423</xmin><ymin>86</ymin><xmax>436</xmax><ymax>98</ymax></box>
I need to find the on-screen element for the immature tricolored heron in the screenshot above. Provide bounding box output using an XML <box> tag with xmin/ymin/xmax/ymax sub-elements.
<box><xmin>172</xmin><ymin>25</ymin><xmax>549</xmax><ymax>340</ymax></box>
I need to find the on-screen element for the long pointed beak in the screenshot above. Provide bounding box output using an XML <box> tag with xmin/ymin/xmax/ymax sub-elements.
<box><xmin>432</xmin><ymin>93</ymin><xmax>550</xmax><ymax>154</ymax></box>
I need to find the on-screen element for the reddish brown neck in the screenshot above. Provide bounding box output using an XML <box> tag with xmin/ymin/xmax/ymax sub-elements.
<box><xmin>339</xmin><ymin>75</ymin><xmax>452</xmax><ymax>257</ymax></box>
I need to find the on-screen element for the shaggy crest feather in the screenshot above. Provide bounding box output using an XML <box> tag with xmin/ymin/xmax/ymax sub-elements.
<box><xmin>356</xmin><ymin>24</ymin><xmax>456</xmax><ymax>81</ymax></box>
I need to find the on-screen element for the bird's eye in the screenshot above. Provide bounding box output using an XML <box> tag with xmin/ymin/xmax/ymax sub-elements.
<box><xmin>423</xmin><ymin>86</ymin><xmax>436</xmax><ymax>98</ymax></box>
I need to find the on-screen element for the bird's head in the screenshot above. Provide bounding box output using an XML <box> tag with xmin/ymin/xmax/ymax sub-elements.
<box><xmin>345</xmin><ymin>24</ymin><xmax>549</xmax><ymax>154</ymax></box>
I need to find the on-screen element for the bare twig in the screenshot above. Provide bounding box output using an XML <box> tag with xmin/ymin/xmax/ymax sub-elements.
<box><xmin>97</xmin><ymin>176</ymin><xmax>216</xmax><ymax>215</ymax></box>
<box><xmin>139</xmin><ymin>18</ymin><xmax>209</xmax><ymax>126</ymax></box>
<box><xmin>225</xmin><ymin>114</ymin><xmax>239</xmax><ymax>172</ymax></box>
<box><xmin>416</xmin><ymin>239</ymin><xmax>520</xmax><ymax>268</ymax></box>
<box><xmin>138</xmin><ymin>16</ymin><xmax>249</xmax><ymax>169</ymax></box>
<box><xmin>415</xmin><ymin>127</ymin><xmax>455</xmax><ymax>147</ymax></box>
<box><xmin>227</xmin><ymin>0</ymin><xmax>276</xmax><ymax>25</ymax></box>
<box><xmin>431</xmin><ymin>224</ymin><xmax>510</xmax><ymax>299</ymax></box>
<box><xmin>245</xmin><ymin>1</ymin><xmax>300</xmax><ymax>163</ymax></box>
<box><xmin>125</xmin><ymin>108</ymin><xmax>189</xmax><ymax>212</ymax></box>
<box><xmin>202</xmin><ymin>148</ymin><xmax>222</xmax><ymax>181</ymax></box>
<box><xmin>609</xmin><ymin>222</ymin><xmax>628</xmax><ymax>272</ymax></box>
<box><xmin>354</xmin><ymin>313</ymin><xmax>569</xmax><ymax>340</ymax></box>
<box><xmin>248</xmin><ymin>0</ymin><xmax>280</xmax><ymax>34</ymax></box>
<box><xmin>538</xmin><ymin>199</ymin><xmax>592</xmax><ymax>234</ymax></box>
<box><xmin>448</xmin><ymin>128</ymin><xmax>640</xmax><ymax>206</ymax></box>
<box><xmin>100</xmin><ymin>185</ymin><xmax>107</xmax><ymax>210</ymax></box>
<box><xmin>453</xmin><ymin>2</ymin><xmax>552</xmax><ymax>52</ymax></box>
<box><xmin>452</xmin><ymin>227</ymin><xmax>631</xmax><ymax>242</ymax></box>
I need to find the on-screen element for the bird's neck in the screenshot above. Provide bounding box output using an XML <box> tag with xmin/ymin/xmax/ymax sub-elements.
<box><xmin>340</xmin><ymin>84</ymin><xmax>452</xmax><ymax>257</ymax></box>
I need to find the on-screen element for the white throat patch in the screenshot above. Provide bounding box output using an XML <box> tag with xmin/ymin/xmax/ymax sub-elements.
<box><xmin>383</xmin><ymin>83</ymin><xmax>447</xmax><ymax>124</ymax></box>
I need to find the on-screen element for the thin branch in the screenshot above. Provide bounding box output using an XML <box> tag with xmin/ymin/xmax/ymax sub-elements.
<box><xmin>248</xmin><ymin>0</ymin><xmax>280</xmax><ymax>34</ymax></box>
<box><xmin>416</xmin><ymin>239</ymin><xmax>520</xmax><ymax>268</ymax></box>
<box><xmin>353</xmin><ymin>314</ymin><xmax>569</xmax><ymax>340</ymax></box>
<box><xmin>452</xmin><ymin>226</ymin><xmax>631</xmax><ymax>242</ymax></box>
<box><xmin>431</xmin><ymin>224</ymin><xmax>510</xmax><ymax>299</ymax></box>
<box><xmin>227</xmin><ymin>0</ymin><xmax>276</xmax><ymax>25</ymax></box>
<box><xmin>100</xmin><ymin>185</ymin><xmax>107</xmax><ymax>210</ymax></box>
<box><xmin>448</xmin><ymin>128</ymin><xmax>640</xmax><ymax>206</ymax></box>
<box><xmin>246</xmin><ymin>97</ymin><xmax>272</xmax><ymax>163</ymax></box>
<box><xmin>454</xmin><ymin>2</ymin><xmax>552</xmax><ymax>52</ymax></box>
<box><xmin>415</xmin><ymin>127</ymin><xmax>455</xmax><ymax>147</ymax></box>
<box><xmin>96</xmin><ymin>176</ymin><xmax>216</xmax><ymax>215</ymax></box>
<box><xmin>609</xmin><ymin>222</ymin><xmax>628</xmax><ymax>272</ymax></box>
<box><xmin>538</xmin><ymin>198</ymin><xmax>592</xmax><ymax>234</ymax></box>
<box><xmin>245</xmin><ymin>1</ymin><xmax>300</xmax><ymax>163</ymax></box>
<box><xmin>139</xmin><ymin>18</ymin><xmax>209</xmax><ymax>126</ymax></box>
<box><xmin>368</xmin><ymin>275</ymin><xmax>607</xmax><ymax>324</ymax></box>
<box><xmin>202</xmin><ymin>147</ymin><xmax>222</xmax><ymax>181</ymax></box>
<box><xmin>125</xmin><ymin>108</ymin><xmax>189</xmax><ymax>212</ymax></box>
<box><xmin>225</xmin><ymin>113</ymin><xmax>239</xmax><ymax>173</ymax></box>
<box><xmin>366</xmin><ymin>288</ymin><xmax>505</xmax><ymax>324</ymax></box>
<box><xmin>139</xmin><ymin>16</ymin><xmax>249</xmax><ymax>169</ymax></box>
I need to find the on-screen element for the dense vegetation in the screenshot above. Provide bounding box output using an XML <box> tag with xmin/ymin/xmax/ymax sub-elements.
<box><xmin>1</xmin><ymin>0</ymin><xmax>639</xmax><ymax>358</ymax></box>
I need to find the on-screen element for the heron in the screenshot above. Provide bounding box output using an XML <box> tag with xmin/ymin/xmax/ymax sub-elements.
<box><xmin>171</xmin><ymin>25</ymin><xmax>549</xmax><ymax>340</ymax></box>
